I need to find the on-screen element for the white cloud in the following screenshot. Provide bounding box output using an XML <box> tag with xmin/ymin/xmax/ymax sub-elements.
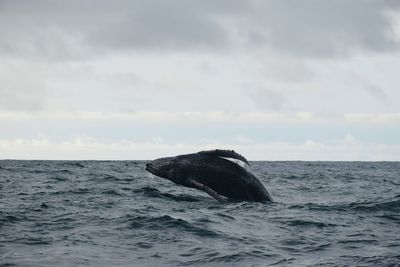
<box><xmin>344</xmin><ymin>113</ymin><xmax>400</xmax><ymax>124</ymax></box>
<box><xmin>0</xmin><ymin>135</ymin><xmax>398</xmax><ymax>161</ymax></box>
<box><xmin>1</xmin><ymin>111</ymin><xmax>398</xmax><ymax>161</ymax></box>
<box><xmin>1</xmin><ymin>111</ymin><xmax>400</xmax><ymax>125</ymax></box>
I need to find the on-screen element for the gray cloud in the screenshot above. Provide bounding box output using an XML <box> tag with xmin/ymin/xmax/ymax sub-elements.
<box><xmin>0</xmin><ymin>0</ymin><xmax>399</xmax><ymax>60</ymax></box>
<box><xmin>0</xmin><ymin>64</ymin><xmax>47</xmax><ymax>110</ymax></box>
<box><xmin>247</xmin><ymin>86</ymin><xmax>287</xmax><ymax>111</ymax></box>
<box><xmin>346</xmin><ymin>71</ymin><xmax>389</xmax><ymax>104</ymax></box>
<box><xmin>246</xmin><ymin>0</ymin><xmax>400</xmax><ymax>57</ymax></box>
<box><xmin>0</xmin><ymin>0</ymin><xmax>240</xmax><ymax>59</ymax></box>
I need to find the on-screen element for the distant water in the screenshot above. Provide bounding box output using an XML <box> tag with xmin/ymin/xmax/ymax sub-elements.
<box><xmin>1</xmin><ymin>160</ymin><xmax>399</xmax><ymax>267</ymax></box>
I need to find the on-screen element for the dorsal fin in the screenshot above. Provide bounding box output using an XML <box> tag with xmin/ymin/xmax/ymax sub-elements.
<box><xmin>198</xmin><ymin>149</ymin><xmax>250</xmax><ymax>166</ymax></box>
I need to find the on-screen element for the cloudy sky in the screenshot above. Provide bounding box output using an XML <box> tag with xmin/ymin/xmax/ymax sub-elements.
<box><xmin>1</xmin><ymin>0</ymin><xmax>400</xmax><ymax>160</ymax></box>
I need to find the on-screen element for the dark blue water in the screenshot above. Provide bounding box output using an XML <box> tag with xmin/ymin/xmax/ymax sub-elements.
<box><xmin>1</xmin><ymin>161</ymin><xmax>399</xmax><ymax>266</ymax></box>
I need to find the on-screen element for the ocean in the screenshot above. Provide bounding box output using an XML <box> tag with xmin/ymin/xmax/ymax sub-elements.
<box><xmin>1</xmin><ymin>160</ymin><xmax>399</xmax><ymax>266</ymax></box>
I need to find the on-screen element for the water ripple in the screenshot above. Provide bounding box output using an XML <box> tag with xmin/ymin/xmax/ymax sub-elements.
<box><xmin>1</xmin><ymin>160</ymin><xmax>399</xmax><ymax>266</ymax></box>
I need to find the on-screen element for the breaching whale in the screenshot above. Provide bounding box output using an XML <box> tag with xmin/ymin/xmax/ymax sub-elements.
<box><xmin>145</xmin><ymin>149</ymin><xmax>273</xmax><ymax>203</ymax></box>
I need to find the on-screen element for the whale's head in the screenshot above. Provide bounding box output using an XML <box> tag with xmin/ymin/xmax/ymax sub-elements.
<box><xmin>146</xmin><ymin>156</ymin><xmax>183</xmax><ymax>183</ymax></box>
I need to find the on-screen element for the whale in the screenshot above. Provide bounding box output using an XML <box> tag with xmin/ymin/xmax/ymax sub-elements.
<box><xmin>145</xmin><ymin>149</ymin><xmax>273</xmax><ymax>203</ymax></box>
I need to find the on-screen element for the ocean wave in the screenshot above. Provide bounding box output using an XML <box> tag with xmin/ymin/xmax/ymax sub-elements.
<box><xmin>126</xmin><ymin>215</ymin><xmax>219</xmax><ymax>238</ymax></box>
<box><xmin>62</xmin><ymin>162</ymin><xmax>85</xmax><ymax>168</ymax></box>
<box><xmin>9</xmin><ymin>237</ymin><xmax>53</xmax><ymax>245</ymax></box>
<box><xmin>101</xmin><ymin>189</ymin><xmax>126</xmax><ymax>196</ymax></box>
<box><xmin>0</xmin><ymin>212</ymin><xmax>28</xmax><ymax>226</ymax></box>
<box><xmin>50</xmin><ymin>176</ymin><xmax>70</xmax><ymax>182</ymax></box>
<box><xmin>289</xmin><ymin>195</ymin><xmax>400</xmax><ymax>213</ymax></box>
<box><xmin>280</xmin><ymin>219</ymin><xmax>336</xmax><ymax>228</ymax></box>
<box><xmin>332</xmin><ymin>254</ymin><xmax>400</xmax><ymax>267</ymax></box>
<box><xmin>99</xmin><ymin>174</ymin><xmax>120</xmax><ymax>181</ymax></box>
<box><xmin>50</xmin><ymin>187</ymin><xmax>91</xmax><ymax>195</ymax></box>
<box><xmin>180</xmin><ymin>250</ymin><xmax>279</xmax><ymax>265</ymax></box>
<box><xmin>52</xmin><ymin>169</ymin><xmax>74</xmax><ymax>174</ymax></box>
<box><xmin>87</xmin><ymin>173</ymin><xmax>134</xmax><ymax>182</ymax></box>
<box><xmin>350</xmin><ymin>195</ymin><xmax>400</xmax><ymax>212</ymax></box>
<box><xmin>376</xmin><ymin>214</ymin><xmax>400</xmax><ymax>223</ymax></box>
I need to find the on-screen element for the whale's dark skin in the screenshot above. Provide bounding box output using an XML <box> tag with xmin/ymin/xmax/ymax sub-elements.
<box><xmin>145</xmin><ymin>149</ymin><xmax>273</xmax><ymax>203</ymax></box>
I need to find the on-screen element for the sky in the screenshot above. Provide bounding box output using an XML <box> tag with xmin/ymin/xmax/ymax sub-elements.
<box><xmin>1</xmin><ymin>0</ymin><xmax>400</xmax><ymax>160</ymax></box>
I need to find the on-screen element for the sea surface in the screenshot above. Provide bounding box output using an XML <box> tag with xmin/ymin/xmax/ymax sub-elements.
<box><xmin>0</xmin><ymin>160</ymin><xmax>399</xmax><ymax>266</ymax></box>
